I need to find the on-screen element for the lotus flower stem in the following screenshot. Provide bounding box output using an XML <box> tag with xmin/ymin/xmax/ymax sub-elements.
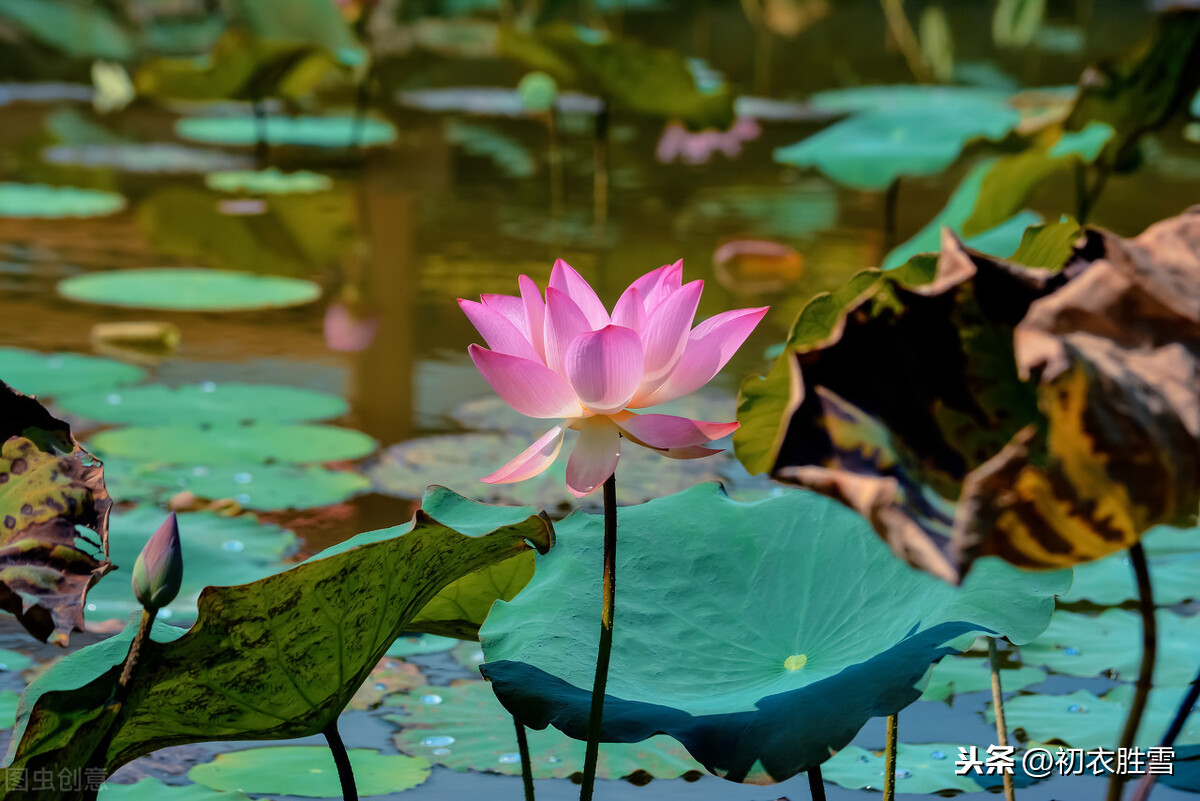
<box><xmin>322</xmin><ymin>717</ymin><xmax>359</xmax><ymax>801</ymax></box>
<box><xmin>580</xmin><ymin>472</ymin><xmax>618</xmax><ymax>801</ymax></box>
<box><xmin>988</xmin><ymin>637</ymin><xmax>1016</xmax><ymax>801</ymax></box>
<box><xmin>1107</xmin><ymin>542</ymin><xmax>1157</xmax><ymax>801</ymax></box>
<box><xmin>252</xmin><ymin>96</ymin><xmax>269</xmax><ymax>167</ymax></box>
<box><xmin>878</xmin><ymin>0</ymin><xmax>934</xmax><ymax>84</ymax></box>
<box><xmin>808</xmin><ymin>764</ymin><xmax>827</xmax><ymax>801</ymax></box>
<box><xmin>883</xmin><ymin>713</ymin><xmax>898</xmax><ymax>800</ymax></box>
<box><xmin>116</xmin><ymin>607</ymin><xmax>155</xmax><ymax>699</ymax></box>
<box><xmin>884</xmin><ymin>178</ymin><xmax>901</xmax><ymax>252</ymax></box>
<box><xmin>1129</xmin><ymin>663</ymin><xmax>1200</xmax><ymax>801</ymax></box>
<box><xmin>514</xmin><ymin>715</ymin><xmax>536</xmax><ymax>801</ymax></box>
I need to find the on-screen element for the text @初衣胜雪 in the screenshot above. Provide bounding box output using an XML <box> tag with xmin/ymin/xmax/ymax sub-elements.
<box><xmin>956</xmin><ymin>745</ymin><xmax>1175</xmax><ymax>778</ymax></box>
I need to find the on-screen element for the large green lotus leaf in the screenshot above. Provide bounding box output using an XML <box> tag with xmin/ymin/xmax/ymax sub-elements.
<box><xmin>84</xmin><ymin>507</ymin><xmax>297</xmax><ymax>625</ymax></box>
<box><xmin>175</xmin><ymin>115</ymin><xmax>396</xmax><ymax>148</ymax></box>
<box><xmin>774</xmin><ymin>97</ymin><xmax>1018</xmax><ymax>191</ymax></box>
<box><xmin>52</xmin><ymin>382</ymin><xmax>348</xmax><ymax>426</ymax></box>
<box><xmin>225</xmin><ymin>0</ymin><xmax>368</xmax><ymax>69</ymax></box>
<box><xmin>919</xmin><ymin>655</ymin><xmax>1045</xmax><ymax>702</ymax></box>
<box><xmin>0</xmin><ymin>383</ymin><xmax>112</xmax><ymax>645</ymax></box>
<box><xmin>5</xmin><ymin>487</ymin><xmax>552</xmax><ymax>789</ymax></box>
<box><xmin>136</xmin><ymin>185</ymin><xmax>356</xmax><ymax>279</ymax></box>
<box><xmin>0</xmin><ymin>691</ymin><xmax>19</xmax><ymax>729</ymax></box>
<box><xmin>105</xmin><ymin>461</ymin><xmax>370</xmax><ymax>512</ymax></box>
<box><xmin>497</xmin><ymin>23</ymin><xmax>735</xmax><ymax>130</ymax></box>
<box><xmin>41</xmin><ymin>144</ymin><xmax>252</xmax><ymax>175</ymax></box>
<box><xmin>86</xmin><ymin>425</ymin><xmax>376</xmax><ymax>467</ymax></box>
<box><xmin>738</xmin><ymin>209</ymin><xmax>1200</xmax><ymax>582</ymax></box>
<box><xmin>0</xmin><ymin>649</ymin><xmax>33</xmax><ymax>673</ymax></box>
<box><xmin>807</xmin><ymin>85</ymin><xmax>1014</xmax><ymax>115</ymax></box>
<box><xmin>480</xmin><ymin>484</ymin><xmax>1067</xmax><ymax>784</ymax></box>
<box><xmin>1162</xmin><ymin>744</ymin><xmax>1200</xmax><ymax>794</ymax></box>
<box><xmin>406</xmin><ymin>549</ymin><xmax>534</xmax><ymax>640</ymax></box>
<box><xmin>189</xmin><ymin>747</ymin><xmax>428</xmax><ymax>797</ymax></box>
<box><xmin>1021</xmin><ymin>609</ymin><xmax>1200</xmax><ymax>686</ymax></box>
<box><xmin>205</xmin><ymin>168</ymin><xmax>333</xmax><ymax>195</ymax></box>
<box><xmin>58</xmin><ymin>269</ymin><xmax>321</xmax><ymax>312</ymax></box>
<box><xmin>99</xmin><ymin>778</ymin><xmax>251</xmax><ymax>799</ymax></box>
<box><xmin>387</xmin><ymin>681</ymin><xmax>704</xmax><ymax>780</ymax></box>
<box><xmin>997</xmin><ymin>686</ymin><xmax>1200</xmax><ymax>750</ymax></box>
<box><xmin>0</xmin><ymin>0</ymin><xmax>135</xmax><ymax>61</ymax></box>
<box><xmin>0</xmin><ymin>349</ymin><xmax>144</xmax><ymax>399</ymax></box>
<box><xmin>366</xmin><ymin>432</ymin><xmax>734</xmax><ymax>514</ymax></box>
<box><xmin>822</xmin><ymin>742</ymin><xmax>988</xmax><ymax>793</ymax></box>
<box><xmin>1065</xmin><ymin>8</ymin><xmax>1200</xmax><ymax>169</ymax></box>
<box><xmin>0</xmin><ymin>183</ymin><xmax>125</xmax><ymax>219</ymax></box>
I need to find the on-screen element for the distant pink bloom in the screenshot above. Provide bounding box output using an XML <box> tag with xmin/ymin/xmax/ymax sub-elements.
<box><xmin>656</xmin><ymin>117</ymin><xmax>762</xmax><ymax>165</ymax></box>
<box><xmin>324</xmin><ymin>301</ymin><xmax>379</xmax><ymax>352</ymax></box>
<box><xmin>460</xmin><ymin>260</ymin><xmax>768</xmax><ymax>497</ymax></box>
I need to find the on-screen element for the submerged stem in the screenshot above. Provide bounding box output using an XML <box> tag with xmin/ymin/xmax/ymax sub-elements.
<box><xmin>808</xmin><ymin>763</ymin><xmax>827</xmax><ymax>801</ymax></box>
<box><xmin>1130</xmin><ymin>663</ymin><xmax>1200</xmax><ymax>801</ymax></box>
<box><xmin>988</xmin><ymin>638</ymin><xmax>1016</xmax><ymax>801</ymax></box>
<box><xmin>1107</xmin><ymin>542</ymin><xmax>1156</xmax><ymax>801</ymax></box>
<box><xmin>323</xmin><ymin>717</ymin><xmax>359</xmax><ymax>801</ymax></box>
<box><xmin>515</xmin><ymin>715</ymin><xmax>536</xmax><ymax>801</ymax></box>
<box><xmin>883</xmin><ymin>713</ymin><xmax>898</xmax><ymax>801</ymax></box>
<box><xmin>580</xmin><ymin>473</ymin><xmax>618</xmax><ymax>801</ymax></box>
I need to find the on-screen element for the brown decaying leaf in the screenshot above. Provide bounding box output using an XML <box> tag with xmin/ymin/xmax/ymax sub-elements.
<box><xmin>0</xmin><ymin>382</ymin><xmax>112</xmax><ymax>644</ymax></box>
<box><xmin>770</xmin><ymin>207</ymin><xmax>1200</xmax><ymax>582</ymax></box>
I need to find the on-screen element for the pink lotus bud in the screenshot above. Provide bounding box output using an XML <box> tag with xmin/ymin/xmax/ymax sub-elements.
<box><xmin>132</xmin><ymin>512</ymin><xmax>183</xmax><ymax>611</ymax></box>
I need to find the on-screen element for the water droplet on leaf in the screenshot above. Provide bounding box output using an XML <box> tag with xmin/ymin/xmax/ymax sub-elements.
<box><xmin>422</xmin><ymin>736</ymin><xmax>455</xmax><ymax>747</ymax></box>
<box><xmin>421</xmin><ymin>694</ymin><xmax>443</xmax><ymax>705</ymax></box>
<box><xmin>498</xmin><ymin>753</ymin><xmax>522</xmax><ymax>764</ymax></box>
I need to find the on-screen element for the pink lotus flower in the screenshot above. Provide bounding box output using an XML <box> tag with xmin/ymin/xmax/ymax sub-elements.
<box><xmin>460</xmin><ymin>260</ymin><xmax>768</xmax><ymax>497</ymax></box>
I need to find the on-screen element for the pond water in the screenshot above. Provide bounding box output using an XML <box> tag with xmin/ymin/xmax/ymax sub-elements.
<box><xmin>3</xmin><ymin>0</ymin><xmax>1200</xmax><ymax>798</ymax></box>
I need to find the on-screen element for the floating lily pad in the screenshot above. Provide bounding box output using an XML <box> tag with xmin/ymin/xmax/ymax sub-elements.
<box><xmin>445</xmin><ymin>122</ymin><xmax>536</xmax><ymax>178</ymax></box>
<box><xmin>480</xmin><ymin>484</ymin><xmax>1067</xmax><ymax>783</ymax></box>
<box><xmin>997</xmin><ymin>686</ymin><xmax>1200</xmax><ymax>750</ymax></box>
<box><xmin>823</xmin><ymin>742</ymin><xmax>989</xmax><ymax>793</ymax></box>
<box><xmin>386</xmin><ymin>634</ymin><xmax>459</xmax><ymax>658</ymax></box>
<box><xmin>42</xmin><ymin>144</ymin><xmax>251</xmax><ymax>174</ymax></box>
<box><xmin>366</xmin><ymin>432</ymin><xmax>733</xmax><ymax>512</ymax></box>
<box><xmin>58</xmin><ymin>269</ymin><xmax>321</xmax><ymax>312</ymax></box>
<box><xmin>1061</xmin><ymin>525</ymin><xmax>1200</xmax><ymax>605</ymax></box>
<box><xmin>86</xmin><ymin>424</ymin><xmax>376</xmax><ymax>466</ymax></box>
<box><xmin>98</xmin><ymin>779</ymin><xmax>253</xmax><ymax>800</ymax></box>
<box><xmin>175</xmin><ymin>115</ymin><xmax>397</xmax><ymax>148</ymax></box>
<box><xmin>52</xmin><ymin>382</ymin><xmax>347</xmax><ymax>426</ymax></box>
<box><xmin>777</xmin><ymin>90</ymin><xmax>1019</xmax><ymax>191</ymax></box>
<box><xmin>397</xmin><ymin>87</ymin><xmax>603</xmax><ymax>117</ymax></box>
<box><xmin>0</xmin><ymin>649</ymin><xmax>32</xmax><ymax>673</ymax></box>
<box><xmin>84</xmin><ymin>507</ymin><xmax>297</xmax><ymax>624</ymax></box>
<box><xmin>105</xmin><ymin>462</ymin><xmax>370</xmax><ymax>512</ymax></box>
<box><xmin>388</xmin><ymin>681</ymin><xmax>704</xmax><ymax>780</ymax></box>
<box><xmin>350</xmin><ymin>658</ymin><xmax>426</xmax><ymax>711</ymax></box>
<box><xmin>1021</xmin><ymin>609</ymin><xmax>1200</xmax><ymax>686</ymax></box>
<box><xmin>205</xmin><ymin>168</ymin><xmax>334</xmax><ymax>195</ymax></box>
<box><xmin>0</xmin><ymin>183</ymin><xmax>125</xmax><ymax>219</ymax></box>
<box><xmin>189</xmin><ymin>747</ymin><xmax>430</xmax><ymax>797</ymax></box>
<box><xmin>0</xmin><ymin>348</ymin><xmax>144</xmax><ymax>399</ymax></box>
<box><xmin>451</xmin><ymin>640</ymin><xmax>486</xmax><ymax>673</ymax></box>
<box><xmin>0</xmin><ymin>83</ymin><xmax>93</xmax><ymax>106</ymax></box>
<box><xmin>919</xmin><ymin>655</ymin><xmax>1046</xmax><ymax>702</ymax></box>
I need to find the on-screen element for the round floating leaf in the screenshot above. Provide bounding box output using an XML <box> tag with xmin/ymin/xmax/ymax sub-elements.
<box><xmin>807</xmin><ymin>85</ymin><xmax>1015</xmax><ymax>115</ymax></box>
<box><xmin>350</xmin><ymin>658</ymin><xmax>426</xmax><ymax>711</ymax></box>
<box><xmin>388</xmin><ymin>681</ymin><xmax>704</xmax><ymax>780</ymax></box>
<box><xmin>776</xmin><ymin>91</ymin><xmax>1019</xmax><ymax>190</ymax></box>
<box><xmin>0</xmin><ymin>649</ymin><xmax>33</xmax><ymax>673</ymax></box>
<box><xmin>58</xmin><ymin>268</ymin><xmax>321</xmax><ymax>312</ymax></box>
<box><xmin>42</xmin><ymin>144</ymin><xmax>251</xmax><ymax>175</ymax></box>
<box><xmin>175</xmin><ymin>115</ymin><xmax>397</xmax><ymax>148</ymax></box>
<box><xmin>919</xmin><ymin>655</ymin><xmax>1046</xmax><ymax>702</ymax></box>
<box><xmin>998</xmin><ymin>686</ymin><xmax>1200</xmax><ymax>750</ymax></box>
<box><xmin>99</xmin><ymin>778</ymin><xmax>253</xmax><ymax>800</ymax></box>
<box><xmin>386</xmin><ymin>634</ymin><xmax>459</xmax><ymax>658</ymax></box>
<box><xmin>1022</xmin><ymin>609</ymin><xmax>1200</xmax><ymax>686</ymax></box>
<box><xmin>1062</xmin><ymin>526</ymin><xmax>1200</xmax><ymax>605</ymax></box>
<box><xmin>85</xmin><ymin>507</ymin><xmax>297</xmax><ymax>624</ymax></box>
<box><xmin>480</xmin><ymin>485</ymin><xmax>1068</xmax><ymax>783</ymax></box>
<box><xmin>188</xmin><ymin>747</ymin><xmax>430</xmax><ymax>797</ymax></box>
<box><xmin>52</xmin><ymin>382</ymin><xmax>348</xmax><ymax>426</ymax></box>
<box><xmin>0</xmin><ymin>348</ymin><xmax>144</xmax><ymax>399</ymax></box>
<box><xmin>822</xmin><ymin>742</ymin><xmax>988</xmax><ymax>793</ymax></box>
<box><xmin>87</xmin><ymin>424</ymin><xmax>376</xmax><ymax>467</ymax></box>
<box><xmin>0</xmin><ymin>183</ymin><xmax>125</xmax><ymax>219</ymax></box>
<box><xmin>106</xmin><ymin>462</ymin><xmax>370</xmax><ymax>511</ymax></box>
<box><xmin>366</xmin><ymin>432</ymin><xmax>734</xmax><ymax>513</ymax></box>
<box><xmin>205</xmin><ymin>168</ymin><xmax>334</xmax><ymax>195</ymax></box>
<box><xmin>0</xmin><ymin>690</ymin><xmax>20</xmax><ymax>729</ymax></box>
